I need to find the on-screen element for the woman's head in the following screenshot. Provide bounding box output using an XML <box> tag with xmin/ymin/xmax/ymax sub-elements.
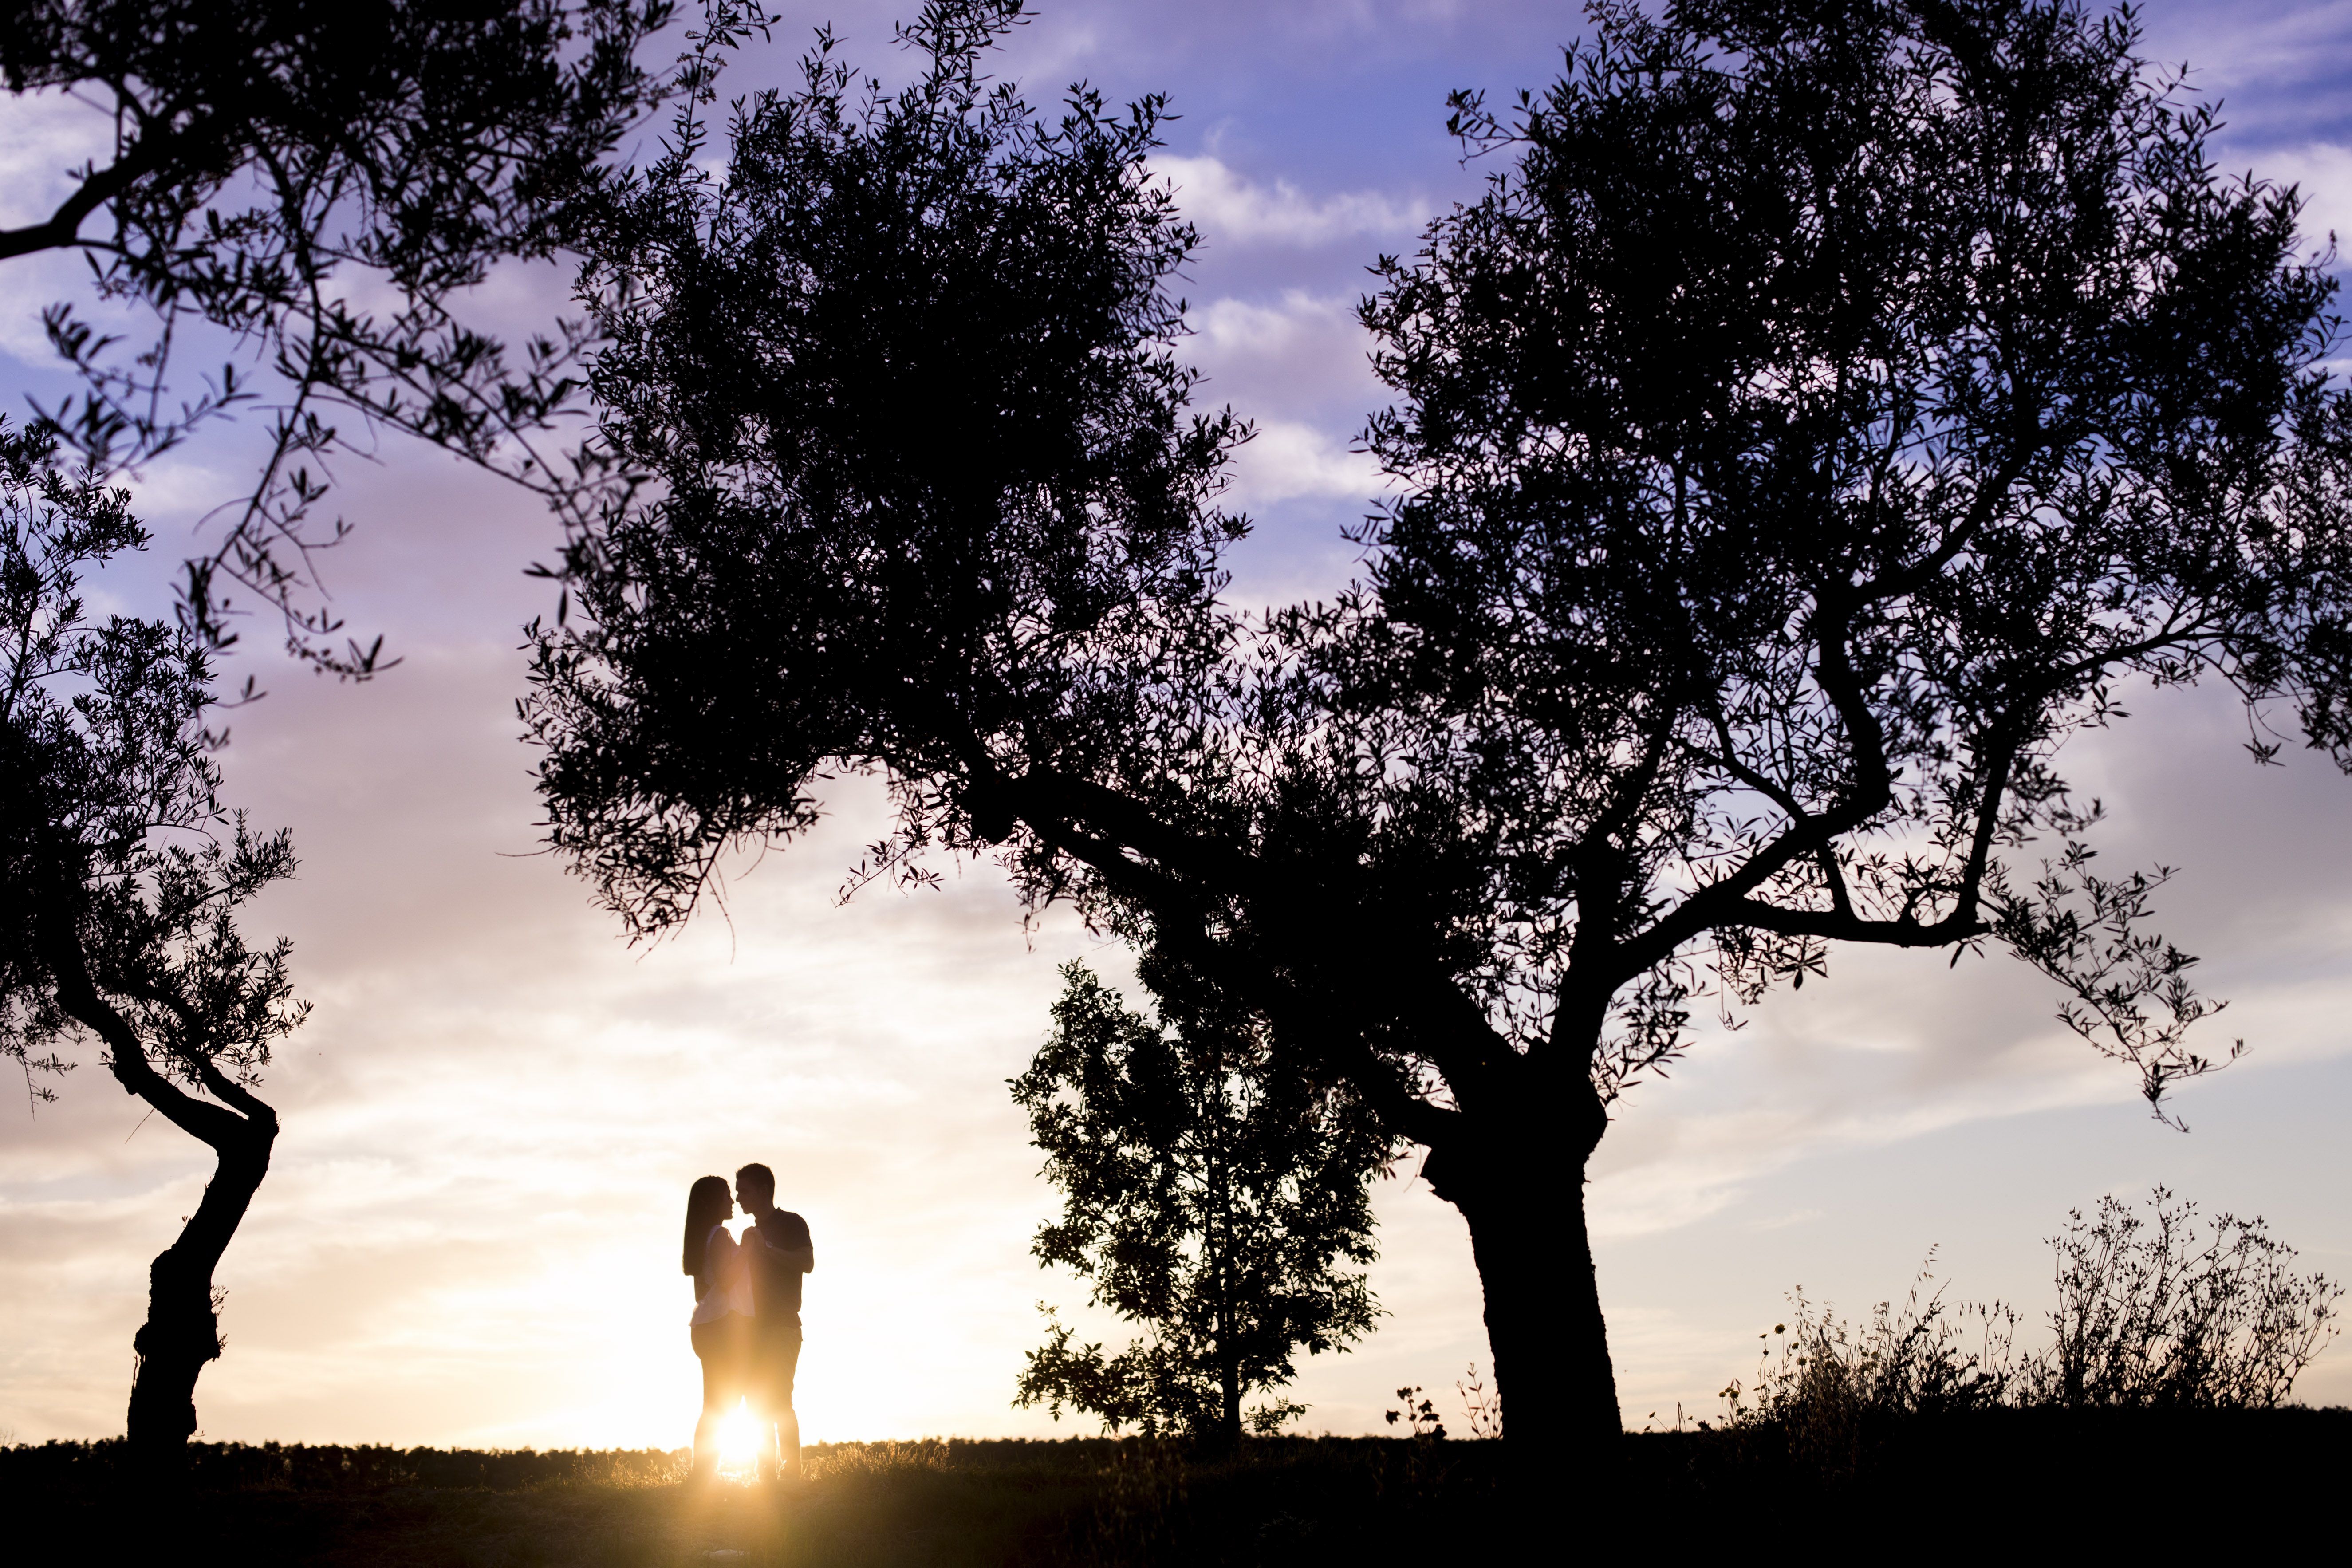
<box><xmin>684</xmin><ymin>1174</ymin><xmax>733</xmax><ymax>1275</ymax></box>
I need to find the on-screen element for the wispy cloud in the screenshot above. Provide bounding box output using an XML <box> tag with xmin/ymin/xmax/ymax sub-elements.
<box><xmin>1187</xmin><ymin>291</ymin><xmax>1384</xmax><ymax>406</ymax></box>
<box><xmin>2241</xmin><ymin>142</ymin><xmax>2352</xmax><ymax>251</ymax></box>
<box><xmin>1184</xmin><ymin>292</ymin><xmax>1391</xmax><ymax>512</ymax></box>
<box><xmin>1226</xmin><ymin>419</ymin><xmax>1386</xmax><ymax>508</ymax></box>
<box><xmin>1153</xmin><ymin>155</ymin><xmax>1430</xmax><ymax>250</ymax></box>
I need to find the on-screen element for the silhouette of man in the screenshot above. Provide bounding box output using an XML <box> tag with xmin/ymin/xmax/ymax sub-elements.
<box><xmin>733</xmin><ymin>1162</ymin><xmax>814</xmax><ymax>1480</ymax></box>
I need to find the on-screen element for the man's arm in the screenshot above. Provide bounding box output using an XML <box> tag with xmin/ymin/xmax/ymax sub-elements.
<box><xmin>763</xmin><ymin>1235</ymin><xmax>814</xmax><ymax>1273</ymax></box>
<box><xmin>754</xmin><ymin>1215</ymin><xmax>815</xmax><ymax>1273</ymax></box>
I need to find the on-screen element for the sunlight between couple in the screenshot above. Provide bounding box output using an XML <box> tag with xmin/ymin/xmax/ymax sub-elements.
<box><xmin>682</xmin><ymin>1163</ymin><xmax>815</xmax><ymax>1482</ymax></box>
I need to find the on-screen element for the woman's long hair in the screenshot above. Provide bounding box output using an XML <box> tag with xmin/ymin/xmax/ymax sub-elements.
<box><xmin>684</xmin><ymin>1175</ymin><xmax>732</xmax><ymax>1277</ymax></box>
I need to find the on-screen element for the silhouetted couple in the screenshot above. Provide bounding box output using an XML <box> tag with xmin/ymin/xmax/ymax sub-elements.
<box><xmin>684</xmin><ymin>1163</ymin><xmax>814</xmax><ymax>1482</ymax></box>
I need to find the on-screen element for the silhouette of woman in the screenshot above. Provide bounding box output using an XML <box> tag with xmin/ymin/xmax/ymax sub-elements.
<box><xmin>684</xmin><ymin>1174</ymin><xmax>752</xmax><ymax>1480</ymax></box>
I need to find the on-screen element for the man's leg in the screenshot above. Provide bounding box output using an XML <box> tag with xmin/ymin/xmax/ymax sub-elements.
<box><xmin>754</xmin><ymin>1324</ymin><xmax>804</xmax><ymax>1481</ymax></box>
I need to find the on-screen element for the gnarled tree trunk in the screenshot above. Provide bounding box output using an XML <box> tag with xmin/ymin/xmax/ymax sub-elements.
<box><xmin>1423</xmin><ymin>1068</ymin><xmax>1619</xmax><ymax>1470</ymax></box>
<box><xmin>127</xmin><ymin>1117</ymin><xmax>275</xmax><ymax>1459</ymax></box>
<box><xmin>40</xmin><ymin>914</ymin><xmax>280</xmax><ymax>1471</ymax></box>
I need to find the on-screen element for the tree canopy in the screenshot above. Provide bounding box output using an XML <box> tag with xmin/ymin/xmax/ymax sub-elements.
<box><xmin>527</xmin><ymin>0</ymin><xmax>2352</xmax><ymax>1459</ymax></box>
<box><xmin>0</xmin><ymin>0</ymin><xmax>689</xmax><ymax>671</ymax></box>
<box><xmin>1347</xmin><ymin>0</ymin><xmax>2352</xmax><ymax>1110</ymax></box>
<box><xmin>526</xmin><ymin>0</ymin><xmax>1246</xmax><ymax>917</ymax></box>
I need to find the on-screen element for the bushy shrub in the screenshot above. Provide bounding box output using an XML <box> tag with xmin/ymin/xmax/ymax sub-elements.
<box><xmin>1720</xmin><ymin>1190</ymin><xmax>2342</xmax><ymax>1446</ymax></box>
<box><xmin>1714</xmin><ymin>1258</ymin><xmax>2018</xmax><ymax>1478</ymax></box>
<box><xmin>2027</xmin><ymin>1191</ymin><xmax>2343</xmax><ymax>1408</ymax></box>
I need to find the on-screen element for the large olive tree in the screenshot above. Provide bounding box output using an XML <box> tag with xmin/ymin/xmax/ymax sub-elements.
<box><xmin>525</xmin><ymin>0</ymin><xmax>2352</xmax><ymax>1465</ymax></box>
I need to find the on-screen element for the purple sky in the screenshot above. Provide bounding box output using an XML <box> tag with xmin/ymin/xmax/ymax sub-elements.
<box><xmin>4</xmin><ymin>1</ymin><xmax>2350</xmax><ymax>1448</ymax></box>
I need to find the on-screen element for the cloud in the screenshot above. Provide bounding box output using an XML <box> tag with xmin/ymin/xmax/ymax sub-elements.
<box><xmin>2140</xmin><ymin>0</ymin><xmax>2352</xmax><ymax>96</ymax></box>
<box><xmin>1185</xmin><ymin>292</ymin><xmax>1391</xmax><ymax>517</ymax></box>
<box><xmin>0</xmin><ymin>89</ymin><xmax>110</xmax><ymax>232</ymax></box>
<box><xmin>1186</xmin><ymin>290</ymin><xmax>1386</xmax><ymax>410</ymax></box>
<box><xmin>1225</xmin><ymin>418</ymin><xmax>1386</xmax><ymax>510</ymax></box>
<box><xmin>1153</xmin><ymin>155</ymin><xmax>1430</xmax><ymax>251</ymax></box>
<box><xmin>0</xmin><ymin>91</ymin><xmax>131</xmax><ymax>370</ymax></box>
<box><xmin>2238</xmin><ymin>141</ymin><xmax>2352</xmax><ymax>252</ymax></box>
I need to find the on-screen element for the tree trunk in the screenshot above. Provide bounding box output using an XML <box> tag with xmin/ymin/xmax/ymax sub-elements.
<box><xmin>126</xmin><ymin>1117</ymin><xmax>275</xmax><ymax>1469</ymax></box>
<box><xmin>1423</xmin><ymin>1079</ymin><xmax>1619</xmax><ymax>1471</ymax></box>
<box><xmin>31</xmin><ymin>849</ymin><xmax>285</xmax><ymax>1475</ymax></box>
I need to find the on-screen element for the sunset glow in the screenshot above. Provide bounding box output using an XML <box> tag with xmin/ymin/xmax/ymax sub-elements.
<box><xmin>4</xmin><ymin>0</ymin><xmax>2349</xmax><ymax>1455</ymax></box>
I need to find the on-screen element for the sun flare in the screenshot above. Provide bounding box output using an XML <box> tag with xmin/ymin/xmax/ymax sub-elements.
<box><xmin>718</xmin><ymin>1408</ymin><xmax>763</xmax><ymax>1470</ymax></box>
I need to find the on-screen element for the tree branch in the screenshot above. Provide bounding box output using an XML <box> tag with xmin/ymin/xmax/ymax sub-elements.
<box><xmin>1722</xmin><ymin>894</ymin><xmax>1986</xmax><ymax>947</ymax></box>
<box><xmin>0</xmin><ymin>115</ymin><xmax>219</xmax><ymax>262</ymax></box>
<box><xmin>36</xmin><ymin>914</ymin><xmax>257</xmax><ymax>1151</ymax></box>
<box><xmin>121</xmin><ymin>977</ymin><xmax>277</xmax><ymax>1123</ymax></box>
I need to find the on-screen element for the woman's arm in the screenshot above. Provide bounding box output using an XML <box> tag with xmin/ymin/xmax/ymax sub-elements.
<box><xmin>705</xmin><ymin>1227</ymin><xmax>743</xmax><ymax>1288</ymax></box>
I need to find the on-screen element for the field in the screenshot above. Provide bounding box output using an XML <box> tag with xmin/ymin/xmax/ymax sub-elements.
<box><xmin>1</xmin><ymin>1435</ymin><xmax>1505</xmax><ymax>1565</ymax></box>
<box><xmin>5</xmin><ymin>1410</ymin><xmax>2344</xmax><ymax>1564</ymax></box>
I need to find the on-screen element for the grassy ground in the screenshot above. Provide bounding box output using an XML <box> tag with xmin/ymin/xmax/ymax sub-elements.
<box><xmin>5</xmin><ymin>1409</ymin><xmax>2343</xmax><ymax>1564</ymax></box>
<box><xmin>0</xmin><ymin>1435</ymin><xmax>1510</xmax><ymax>1566</ymax></box>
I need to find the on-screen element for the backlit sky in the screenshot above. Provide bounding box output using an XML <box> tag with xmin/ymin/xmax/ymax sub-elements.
<box><xmin>5</xmin><ymin>0</ymin><xmax>2351</xmax><ymax>1448</ymax></box>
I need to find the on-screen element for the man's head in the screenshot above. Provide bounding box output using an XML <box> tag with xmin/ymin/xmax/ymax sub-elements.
<box><xmin>735</xmin><ymin>1162</ymin><xmax>776</xmax><ymax>1211</ymax></box>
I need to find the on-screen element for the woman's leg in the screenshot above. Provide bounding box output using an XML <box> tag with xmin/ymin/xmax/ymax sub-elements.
<box><xmin>689</xmin><ymin>1322</ymin><xmax>733</xmax><ymax>1478</ymax></box>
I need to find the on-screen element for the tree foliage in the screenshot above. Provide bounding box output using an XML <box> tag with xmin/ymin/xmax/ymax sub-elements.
<box><xmin>1011</xmin><ymin>963</ymin><xmax>1391</xmax><ymax>1443</ymax></box>
<box><xmin>1340</xmin><ymin>0</ymin><xmax>2352</xmax><ymax>1115</ymax></box>
<box><xmin>527</xmin><ymin>0</ymin><xmax>1245</xmax><ymax>923</ymax></box>
<box><xmin>526</xmin><ymin>0</ymin><xmax>2352</xmax><ymax>1453</ymax></box>
<box><xmin>0</xmin><ymin>0</ymin><xmax>690</xmax><ymax>672</ymax></box>
<box><xmin>0</xmin><ymin>417</ymin><xmax>308</xmax><ymax>1457</ymax></box>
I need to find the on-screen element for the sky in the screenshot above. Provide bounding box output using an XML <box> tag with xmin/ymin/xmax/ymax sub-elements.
<box><xmin>5</xmin><ymin>0</ymin><xmax>2352</xmax><ymax>1449</ymax></box>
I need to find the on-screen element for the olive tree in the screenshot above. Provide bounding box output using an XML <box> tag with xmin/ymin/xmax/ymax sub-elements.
<box><xmin>525</xmin><ymin>0</ymin><xmax>2352</xmax><ymax>1464</ymax></box>
<box><xmin>1</xmin><ymin>421</ymin><xmax>308</xmax><ymax>1465</ymax></box>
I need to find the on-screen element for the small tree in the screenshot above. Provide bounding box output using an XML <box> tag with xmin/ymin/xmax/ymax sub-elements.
<box><xmin>0</xmin><ymin>420</ymin><xmax>309</xmax><ymax>1466</ymax></box>
<box><xmin>1011</xmin><ymin>962</ymin><xmax>1392</xmax><ymax>1445</ymax></box>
